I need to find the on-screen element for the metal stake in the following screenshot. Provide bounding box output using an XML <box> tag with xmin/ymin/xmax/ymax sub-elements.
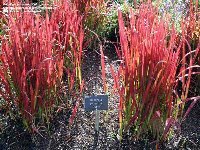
<box><xmin>95</xmin><ymin>106</ymin><xmax>100</xmax><ymax>132</ymax></box>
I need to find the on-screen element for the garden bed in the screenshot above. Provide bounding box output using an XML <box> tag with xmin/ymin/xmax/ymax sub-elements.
<box><xmin>0</xmin><ymin>49</ymin><xmax>199</xmax><ymax>149</ymax></box>
<box><xmin>0</xmin><ymin>0</ymin><xmax>199</xmax><ymax>149</ymax></box>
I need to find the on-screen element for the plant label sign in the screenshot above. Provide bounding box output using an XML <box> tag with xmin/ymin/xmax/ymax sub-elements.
<box><xmin>84</xmin><ymin>95</ymin><xmax>108</xmax><ymax>111</ymax></box>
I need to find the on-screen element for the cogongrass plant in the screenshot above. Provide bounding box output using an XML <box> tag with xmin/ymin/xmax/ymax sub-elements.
<box><xmin>0</xmin><ymin>0</ymin><xmax>84</xmax><ymax>129</ymax></box>
<box><xmin>179</xmin><ymin>0</ymin><xmax>199</xmax><ymax>101</ymax></box>
<box><xmin>103</xmin><ymin>3</ymin><xmax>199</xmax><ymax>144</ymax></box>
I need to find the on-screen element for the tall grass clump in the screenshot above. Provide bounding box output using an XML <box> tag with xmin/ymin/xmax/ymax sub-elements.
<box><xmin>0</xmin><ymin>0</ymin><xmax>84</xmax><ymax>129</ymax></box>
<box><xmin>108</xmin><ymin>3</ymin><xmax>199</xmax><ymax>143</ymax></box>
